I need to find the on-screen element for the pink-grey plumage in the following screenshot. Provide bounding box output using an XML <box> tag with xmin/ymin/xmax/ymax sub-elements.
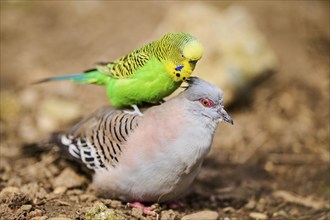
<box><xmin>51</xmin><ymin>77</ymin><xmax>233</xmax><ymax>203</ymax></box>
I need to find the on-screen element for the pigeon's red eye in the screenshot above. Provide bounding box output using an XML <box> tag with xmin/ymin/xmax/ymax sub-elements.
<box><xmin>199</xmin><ymin>98</ymin><xmax>214</xmax><ymax>107</ymax></box>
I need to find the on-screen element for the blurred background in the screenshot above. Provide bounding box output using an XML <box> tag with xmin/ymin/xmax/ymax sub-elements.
<box><xmin>1</xmin><ymin>1</ymin><xmax>329</xmax><ymax>219</ymax></box>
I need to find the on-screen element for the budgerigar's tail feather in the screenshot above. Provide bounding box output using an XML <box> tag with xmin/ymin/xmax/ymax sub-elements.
<box><xmin>32</xmin><ymin>70</ymin><xmax>109</xmax><ymax>85</ymax></box>
<box><xmin>32</xmin><ymin>74</ymin><xmax>87</xmax><ymax>84</ymax></box>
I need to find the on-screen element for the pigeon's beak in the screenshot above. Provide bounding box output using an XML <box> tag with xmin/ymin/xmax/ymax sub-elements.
<box><xmin>217</xmin><ymin>107</ymin><xmax>234</xmax><ymax>125</ymax></box>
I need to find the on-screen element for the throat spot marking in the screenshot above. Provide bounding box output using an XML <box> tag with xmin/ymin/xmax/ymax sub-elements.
<box><xmin>175</xmin><ymin>65</ymin><xmax>184</xmax><ymax>71</ymax></box>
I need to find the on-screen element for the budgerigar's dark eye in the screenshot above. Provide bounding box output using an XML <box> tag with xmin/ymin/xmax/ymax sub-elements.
<box><xmin>181</xmin><ymin>54</ymin><xmax>185</xmax><ymax>58</ymax></box>
<box><xmin>199</xmin><ymin>98</ymin><xmax>214</xmax><ymax>108</ymax></box>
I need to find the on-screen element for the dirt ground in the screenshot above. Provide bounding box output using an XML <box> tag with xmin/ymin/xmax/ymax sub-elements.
<box><xmin>0</xmin><ymin>1</ymin><xmax>329</xmax><ymax>220</ymax></box>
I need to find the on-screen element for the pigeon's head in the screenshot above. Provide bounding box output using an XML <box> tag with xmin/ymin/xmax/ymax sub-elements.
<box><xmin>182</xmin><ymin>77</ymin><xmax>233</xmax><ymax>125</ymax></box>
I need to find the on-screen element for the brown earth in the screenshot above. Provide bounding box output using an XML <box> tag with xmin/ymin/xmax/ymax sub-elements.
<box><xmin>0</xmin><ymin>1</ymin><xmax>329</xmax><ymax>220</ymax></box>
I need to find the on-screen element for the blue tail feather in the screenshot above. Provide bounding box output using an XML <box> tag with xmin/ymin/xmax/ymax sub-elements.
<box><xmin>33</xmin><ymin>73</ymin><xmax>87</xmax><ymax>84</ymax></box>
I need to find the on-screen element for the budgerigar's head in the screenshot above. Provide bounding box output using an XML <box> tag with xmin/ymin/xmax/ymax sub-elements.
<box><xmin>182</xmin><ymin>77</ymin><xmax>233</xmax><ymax>125</ymax></box>
<box><xmin>160</xmin><ymin>32</ymin><xmax>204</xmax><ymax>82</ymax></box>
<box><xmin>182</xmin><ymin>39</ymin><xmax>204</xmax><ymax>63</ymax></box>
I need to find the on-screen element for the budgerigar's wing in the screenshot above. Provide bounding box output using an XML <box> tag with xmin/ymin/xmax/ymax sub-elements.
<box><xmin>96</xmin><ymin>50</ymin><xmax>150</xmax><ymax>78</ymax></box>
<box><xmin>52</xmin><ymin>106</ymin><xmax>141</xmax><ymax>170</ymax></box>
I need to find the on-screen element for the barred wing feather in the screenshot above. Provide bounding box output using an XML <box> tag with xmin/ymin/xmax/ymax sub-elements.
<box><xmin>53</xmin><ymin>106</ymin><xmax>141</xmax><ymax>170</ymax></box>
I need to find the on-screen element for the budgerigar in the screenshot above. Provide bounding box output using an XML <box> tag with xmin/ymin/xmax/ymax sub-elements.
<box><xmin>36</xmin><ymin>32</ymin><xmax>203</xmax><ymax>113</ymax></box>
<box><xmin>48</xmin><ymin>77</ymin><xmax>233</xmax><ymax>204</ymax></box>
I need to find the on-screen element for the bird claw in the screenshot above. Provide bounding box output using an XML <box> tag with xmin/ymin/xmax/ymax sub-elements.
<box><xmin>124</xmin><ymin>105</ymin><xmax>143</xmax><ymax>116</ymax></box>
<box><xmin>127</xmin><ymin>202</ymin><xmax>157</xmax><ymax>216</ymax></box>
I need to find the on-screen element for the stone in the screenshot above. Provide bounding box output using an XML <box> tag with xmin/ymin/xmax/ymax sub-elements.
<box><xmin>181</xmin><ymin>210</ymin><xmax>219</xmax><ymax>220</ymax></box>
<box><xmin>0</xmin><ymin>186</ymin><xmax>20</xmax><ymax>203</ymax></box>
<box><xmin>53</xmin><ymin>186</ymin><xmax>67</xmax><ymax>195</ymax></box>
<box><xmin>272</xmin><ymin>210</ymin><xmax>289</xmax><ymax>218</ymax></box>
<box><xmin>222</xmin><ymin>206</ymin><xmax>235</xmax><ymax>213</ymax></box>
<box><xmin>30</xmin><ymin>217</ymin><xmax>48</xmax><ymax>220</ymax></box>
<box><xmin>53</xmin><ymin>168</ymin><xmax>86</xmax><ymax>189</ymax></box>
<box><xmin>131</xmin><ymin>207</ymin><xmax>144</xmax><ymax>219</ymax></box>
<box><xmin>20</xmin><ymin>183</ymin><xmax>48</xmax><ymax>199</ymax></box>
<box><xmin>249</xmin><ymin>212</ymin><xmax>268</xmax><ymax>219</ymax></box>
<box><xmin>47</xmin><ymin>218</ymin><xmax>72</xmax><ymax>220</ymax></box>
<box><xmin>85</xmin><ymin>202</ymin><xmax>124</xmax><ymax>220</ymax></box>
<box><xmin>160</xmin><ymin>209</ymin><xmax>177</xmax><ymax>220</ymax></box>
<box><xmin>245</xmin><ymin>199</ymin><xmax>257</xmax><ymax>209</ymax></box>
<box><xmin>20</xmin><ymin>204</ymin><xmax>32</xmax><ymax>211</ymax></box>
<box><xmin>0</xmin><ymin>186</ymin><xmax>20</xmax><ymax>195</ymax></box>
<box><xmin>109</xmin><ymin>200</ymin><xmax>122</xmax><ymax>208</ymax></box>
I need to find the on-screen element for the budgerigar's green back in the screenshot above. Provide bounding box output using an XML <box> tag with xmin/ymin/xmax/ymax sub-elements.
<box><xmin>105</xmin><ymin>56</ymin><xmax>182</xmax><ymax>107</ymax></box>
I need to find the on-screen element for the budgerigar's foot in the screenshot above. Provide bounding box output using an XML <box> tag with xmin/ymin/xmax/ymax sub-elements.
<box><xmin>127</xmin><ymin>202</ymin><xmax>157</xmax><ymax>216</ymax></box>
<box><xmin>124</xmin><ymin>105</ymin><xmax>143</xmax><ymax>116</ymax></box>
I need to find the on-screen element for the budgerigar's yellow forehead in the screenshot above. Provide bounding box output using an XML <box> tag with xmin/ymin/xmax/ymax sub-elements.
<box><xmin>183</xmin><ymin>40</ymin><xmax>204</xmax><ymax>60</ymax></box>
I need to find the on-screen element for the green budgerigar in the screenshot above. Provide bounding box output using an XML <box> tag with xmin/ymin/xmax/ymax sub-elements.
<box><xmin>36</xmin><ymin>32</ymin><xmax>203</xmax><ymax>113</ymax></box>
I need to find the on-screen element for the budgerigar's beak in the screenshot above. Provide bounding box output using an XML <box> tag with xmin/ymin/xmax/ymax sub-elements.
<box><xmin>189</xmin><ymin>60</ymin><xmax>198</xmax><ymax>70</ymax></box>
<box><xmin>217</xmin><ymin>107</ymin><xmax>234</xmax><ymax>125</ymax></box>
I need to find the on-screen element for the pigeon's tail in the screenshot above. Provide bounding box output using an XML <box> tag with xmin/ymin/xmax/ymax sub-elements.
<box><xmin>32</xmin><ymin>70</ymin><xmax>108</xmax><ymax>85</ymax></box>
<box><xmin>22</xmin><ymin>133</ymin><xmax>79</xmax><ymax>161</ymax></box>
<box><xmin>48</xmin><ymin>132</ymin><xmax>90</xmax><ymax>166</ymax></box>
<box><xmin>22</xmin><ymin>133</ymin><xmax>93</xmax><ymax>176</ymax></box>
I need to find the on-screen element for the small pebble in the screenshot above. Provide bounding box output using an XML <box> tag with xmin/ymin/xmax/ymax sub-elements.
<box><xmin>21</xmin><ymin>183</ymin><xmax>47</xmax><ymax>199</ymax></box>
<box><xmin>56</xmin><ymin>200</ymin><xmax>71</xmax><ymax>206</ymax></box>
<box><xmin>289</xmin><ymin>208</ymin><xmax>300</xmax><ymax>216</ymax></box>
<box><xmin>20</xmin><ymin>204</ymin><xmax>32</xmax><ymax>211</ymax></box>
<box><xmin>30</xmin><ymin>216</ymin><xmax>48</xmax><ymax>220</ymax></box>
<box><xmin>272</xmin><ymin>210</ymin><xmax>288</xmax><ymax>218</ymax></box>
<box><xmin>264</xmin><ymin>161</ymin><xmax>274</xmax><ymax>172</ymax></box>
<box><xmin>256</xmin><ymin>198</ymin><xmax>266</xmax><ymax>212</ymax></box>
<box><xmin>29</xmin><ymin>209</ymin><xmax>44</xmax><ymax>218</ymax></box>
<box><xmin>85</xmin><ymin>202</ymin><xmax>120</xmax><ymax>220</ymax></box>
<box><xmin>67</xmin><ymin>189</ymin><xmax>83</xmax><ymax>195</ymax></box>
<box><xmin>69</xmin><ymin>195</ymin><xmax>79</xmax><ymax>203</ymax></box>
<box><xmin>181</xmin><ymin>210</ymin><xmax>219</xmax><ymax>220</ymax></box>
<box><xmin>47</xmin><ymin>218</ymin><xmax>73</xmax><ymax>220</ymax></box>
<box><xmin>223</xmin><ymin>206</ymin><xmax>235</xmax><ymax>213</ymax></box>
<box><xmin>0</xmin><ymin>186</ymin><xmax>20</xmax><ymax>195</ymax></box>
<box><xmin>160</xmin><ymin>209</ymin><xmax>177</xmax><ymax>220</ymax></box>
<box><xmin>53</xmin><ymin>186</ymin><xmax>67</xmax><ymax>195</ymax></box>
<box><xmin>79</xmin><ymin>194</ymin><xmax>97</xmax><ymax>202</ymax></box>
<box><xmin>53</xmin><ymin>168</ymin><xmax>86</xmax><ymax>188</ymax></box>
<box><xmin>245</xmin><ymin>200</ymin><xmax>257</xmax><ymax>209</ymax></box>
<box><xmin>102</xmin><ymin>199</ymin><xmax>122</xmax><ymax>208</ymax></box>
<box><xmin>131</xmin><ymin>207</ymin><xmax>144</xmax><ymax>218</ymax></box>
<box><xmin>0</xmin><ymin>186</ymin><xmax>21</xmax><ymax>203</ymax></box>
<box><xmin>109</xmin><ymin>200</ymin><xmax>122</xmax><ymax>208</ymax></box>
<box><xmin>249</xmin><ymin>212</ymin><xmax>268</xmax><ymax>219</ymax></box>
